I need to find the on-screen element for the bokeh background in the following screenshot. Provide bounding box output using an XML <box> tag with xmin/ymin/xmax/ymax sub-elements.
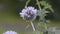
<box><xmin>0</xmin><ymin>0</ymin><xmax>60</xmax><ymax>34</ymax></box>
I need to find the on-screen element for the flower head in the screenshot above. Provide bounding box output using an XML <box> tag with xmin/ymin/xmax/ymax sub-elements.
<box><xmin>19</xmin><ymin>6</ymin><xmax>38</xmax><ymax>21</ymax></box>
<box><xmin>3</xmin><ymin>30</ymin><xmax>17</xmax><ymax>34</ymax></box>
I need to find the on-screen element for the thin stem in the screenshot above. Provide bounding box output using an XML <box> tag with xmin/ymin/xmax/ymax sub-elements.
<box><xmin>36</xmin><ymin>0</ymin><xmax>48</xmax><ymax>33</ymax></box>
<box><xmin>44</xmin><ymin>23</ymin><xmax>47</xmax><ymax>30</ymax></box>
<box><xmin>36</xmin><ymin>0</ymin><xmax>43</xmax><ymax>22</ymax></box>
<box><xmin>30</xmin><ymin>21</ymin><xmax>36</xmax><ymax>31</ymax></box>
<box><xmin>36</xmin><ymin>0</ymin><xmax>41</xmax><ymax>10</ymax></box>
<box><xmin>25</xmin><ymin>0</ymin><xmax>31</xmax><ymax>7</ymax></box>
<box><xmin>42</xmin><ymin>7</ymin><xmax>48</xmax><ymax>11</ymax></box>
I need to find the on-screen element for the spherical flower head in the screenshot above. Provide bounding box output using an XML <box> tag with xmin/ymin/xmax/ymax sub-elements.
<box><xmin>3</xmin><ymin>30</ymin><xmax>17</xmax><ymax>34</ymax></box>
<box><xmin>19</xmin><ymin>6</ymin><xmax>38</xmax><ymax>21</ymax></box>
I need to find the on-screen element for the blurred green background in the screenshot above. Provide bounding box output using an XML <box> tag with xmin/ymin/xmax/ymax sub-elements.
<box><xmin>0</xmin><ymin>0</ymin><xmax>60</xmax><ymax>34</ymax></box>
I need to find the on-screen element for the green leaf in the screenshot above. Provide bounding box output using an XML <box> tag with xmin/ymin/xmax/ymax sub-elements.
<box><xmin>40</xmin><ymin>1</ymin><xmax>54</xmax><ymax>12</ymax></box>
<box><xmin>37</xmin><ymin>9</ymin><xmax>50</xmax><ymax>20</ymax></box>
<box><xmin>40</xmin><ymin>1</ymin><xmax>51</xmax><ymax>8</ymax></box>
<box><xmin>38</xmin><ymin>10</ymin><xmax>49</xmax><ymax>17</ymax></box>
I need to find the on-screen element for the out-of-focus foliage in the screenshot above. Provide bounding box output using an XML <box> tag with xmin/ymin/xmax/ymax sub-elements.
<box><xmin>38</xmin><ymin>10</ymin><xmax>49</xmax><ymax>18</ymax></box>
<box><xmin>40</xmin><ymin>1</ymin><xmax>54</xmax><ymax>12</ymax></box>
<box><xmin>40</xmin><ymin>1</ymin><xmax>51</xmax><ymax>8</ymax></box>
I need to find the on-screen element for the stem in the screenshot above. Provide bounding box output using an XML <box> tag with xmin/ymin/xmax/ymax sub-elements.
<box><xmin>42</xmin><ymin>7</ymin><xmax>48</xmax><ymax>11</ymax></box>
<box><xmin>30</xmin><ymin>21</ymin><xmax>36</xmax><ymax>31</ymax></box>
<box><xmin>36</xmin><ymin>0</ymin><xmax>48</xmax><ymax>33</ymax></box>
<box><xmin>36</xmin><ymin>0</ymin><xmax>41</xmax><ymax>10</ymax></box>
<box><xmin>25</xmin><ymin>0</ymin><xmax>31</xmax><ymax>7</ymax></box>
<box><xmin>44</xmin><ymin>23</ymin><xmax>47</xmax><ymax>30</ymax></box>
<box><xmin>36</xmin><ymin>0</ymin><xmax>43</xmax><ymax>22</ymax></box>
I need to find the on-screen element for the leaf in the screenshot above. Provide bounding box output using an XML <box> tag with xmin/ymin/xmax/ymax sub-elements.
<box><xmin>38</xmin><ymin>10</ymin><xmax>49</xmax><ymax>17</ymax></box>
<box><xmin>40</xmin><ymin>1</ymin><xmax>51</xmax><ymax>8</ymax></box>
<box><xmin>37</xmin><ymin>9</ymin><xmax>50</xmax><ymax>20</ymax></box>
<box><xmin>40</xmin><ymin>1</ymin><xmax>54</xmax><ymax>12</ymax></box>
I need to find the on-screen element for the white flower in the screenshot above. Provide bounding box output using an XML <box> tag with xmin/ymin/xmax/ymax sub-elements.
<box><xmin>3</xmin><ymin>30</ymin><xmax>17</xmax><ymax>34</ymax></box>
<box><xmin>19</xmin><ymin>6</ymin><xmax>38</xmax><ymax>21</ymax></box>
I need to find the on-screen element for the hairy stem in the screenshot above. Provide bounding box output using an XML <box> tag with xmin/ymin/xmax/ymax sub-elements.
<box><xmin>30</xmin><ymin>21</ymin><xmax>36</xmax><ymax>31</ymax></box>
<box><xmin>25</xmin><ymin>0</ymin><xmax>31</xmax><ymax>7</ymax></box>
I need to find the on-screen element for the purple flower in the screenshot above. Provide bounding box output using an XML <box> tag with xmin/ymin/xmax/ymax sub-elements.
<box><xmin>3</xmin><ymin>30</ymin><xmax>17</xmax><ymax>34</ymax></box>
<box><xmin>19</xmin><ymin>6</ymin><xmax>38</xmax><ymax>21</ymax></box>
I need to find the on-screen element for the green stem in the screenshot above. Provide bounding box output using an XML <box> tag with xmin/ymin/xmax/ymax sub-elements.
<box><xmin>25</xmin><ymin>0</ymin><xmax>31</xmax><ymax>7</ymax></box>
<box><xmin>30</xmin><ymin>21</ymin><xmax>36</xmax><ymax>31</ymax></box>
<box><xmin>36</xmin><ymin>0</ymin><xmax>43</xmax><ymax>21</ymax></box>
<box><xmin>36</xmin><ymin>0</ymin><xmax>48</xmax><ymax>33</ymax></box>
<box><xmin>44</xmin><ymin>23</ymin><xmax>48</xmax><ymax>30</ymax></box>
<box><xmin>36</xmin><ymin>0</ymin><xmax>41</xmax><ymax>10</ymax></box>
